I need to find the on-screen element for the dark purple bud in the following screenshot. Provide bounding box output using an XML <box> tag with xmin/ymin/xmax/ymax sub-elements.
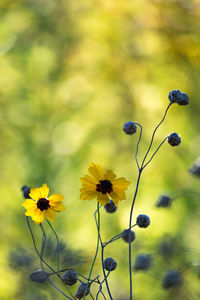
<box><xmin>133</xmin><ymin>254</ymin><xmax>152</xmax><ymax>271</ymax></box>
<box><xmin>123</xmin><ymin>121</ymin><xmax>137</xmax><ymax>135</ymax></box>
<box><xmin>168</xmin><ymin>133</ymin><xmax>181</xmax><ymax>146</ymax></box>
<box><xmin>162</xmin><ymin>270</ymin><xmax>183</xmax><ymax>289</ymax></box>
<box><xmin>122</xmin><ymin>229</ymin><xmax>136</xmax><ymax>243</ymax></box>
<box><xmin>136</xmin><ymin>214</ymin><xmax>150</xmax><ymax>228</ymax></box>
<box><xmin>103</xmin><ymin>257</ymin><xmax>117</xmax><ymax>271</ymax></box>
<box><xmin>168</xmin><ymin>90</ymin><xmax>189</xmax><ymax>105</ymax></box>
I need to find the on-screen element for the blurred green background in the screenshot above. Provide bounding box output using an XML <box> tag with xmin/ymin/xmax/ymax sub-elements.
<box><xmin>0</xmin><ymin>0</ymin><xmax>200</xmax><ymax>299</ymax></box>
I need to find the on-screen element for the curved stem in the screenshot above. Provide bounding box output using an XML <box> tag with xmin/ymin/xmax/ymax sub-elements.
<box><xmin>46</xmin><ymin>220</ymin><xmax>60</xmax><ymax>274</ymax></box>
<box><xmin>135</xmin><ymin>123</ymin><xmax>143</xmax><ymax>171</ymax></box>
<box><xmin>142</xmin><ymin>137</ymin><xmax>168</xmax><ymax>170</ymax></box>
<box><xmin>26</xmin><ymin>217</ymin><xmax>73</xmax><ymax>300</ymax></box>
<box><xmin>84</xmin><ymin>203</ymin><xmax>100</xmax><ymax>299</ymax></box>
<box><xmin>101</xmin><ymin>246</ymin><xmax>113</xmax><ymax>300</ymax></box>
<box><xmin>128</xmin><ymin>169</ymin><xmax>142</xmax><ymax>300</ymax></box>
<box><xmin>141</xmin><ymin>103</ymin><xmax>171</xmax><ymax>168</ymax></box>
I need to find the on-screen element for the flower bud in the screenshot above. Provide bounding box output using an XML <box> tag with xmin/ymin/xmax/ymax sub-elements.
<box><xmin>122</xmin><ymin>229</ymin><xmax>136</xmax><ymax>243</ymax></box>
<box><xmin>168</xmin><ymin>90</ymin><xmax>189</xmax><ymax>105</ymax></box>
<box><xmin>133</xmin><ymin>254</ymin><xmax>152</xmax><ymax>271</ymax></box>
<box><xmin>189</xmin><ymin>157</ymin><xmax>200</xmax><ymax>178</ymax></box>
<box><xmin>104</xmin><ymin>200</ymin><xmax>117</xmax><ymax>213</ymax></box>
<box><xmin>30</xmin><ymin>270</ymin><xmax>48</xmax><ymax>283</ymax></box>
<box><xmin>123</xmin><ymin>121</ymin><xmax>137</xmax><ymax>135</ymax></box>
<box><xmin>168</xmin><ymin>133</ymin><xmax>181</xmax><ymax>146</ymax></box>
<box><xmin>62</xmin><ymin>270</ymin><xmax>78</xmax><ymax>286</ymax></box>
<box><xmin>162</xmin><ymin>270</ymin><xmax>183</xmax><ymax>289</ymax></box>
<box><xmin>103</xmin><ymin>257</ymin><xmax>117</xmax><ymax>272</ymax></box>
<box><xmin>21</xmin><ymin>186</ymin><xmax>31</xmax><ymax>199</ymax></box>
<box><xmin>75</xmin><ymin>283</ymin><xmax>90</xmax><ymax>299</ymax></box>
<box><xmin>136</xmin><ymin>214</ymin><xmax>150</xmax><ymax>228</ymax></box>
<box><xmin>156</xmin><ymin>195</ymin><xmax>172</xmax><ymax>208</ymax></box>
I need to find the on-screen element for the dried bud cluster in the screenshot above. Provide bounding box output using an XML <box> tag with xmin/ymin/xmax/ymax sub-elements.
<box><xmin>30</xmin><ymin>270</ymin><xmax>48</xmax><ymax>283</ymax></box>
<box><xmin>123</xmin><ymin>121</ymin><xmax>137</xmax><ymax>135</ymax></box>
<box><xmin>104</xmin><ymin>200</ymin><xmax>117</xmax><ymax>213</ymax></box>
<box><xmin>168</xmin><ymin>133</ymin><xmax>181</xmax><ymax>146</ymax></box>
<box><xmin>122</xmin><ymin>229</ymin><xmax>136</xmax><ymax>243</ymax></box>
<box><xmin>62</xmin><ymin>270</ymin><xmax>78</xmax><ymax>286</ymax></box>
<box><xmin>168</xmin><ymin>90</ymin><xmax>189</xmax><ymax>105</ymax></box>
<box><xmin>103</xmin><ymin>257</ymin><xmax>117</xmax><ymax>271</ymax></box>
<box><xmin>136</xmin><ymin>214</ymin><xmax>150</xmax><ymax>228</ymax></box>
<box><xmin>75</xmin><ymin>283</ymin><xmax>90</xmax><ymax>299</ymax></box>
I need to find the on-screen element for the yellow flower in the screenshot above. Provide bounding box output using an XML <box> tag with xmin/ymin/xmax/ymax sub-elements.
<box><xmin>22</xmin><ymin>184</ymin><xmax>66</xmax><ymax>224</ymax></box>
<box><xmin>80</xmin><ymin>163</ymin><xmax>131</xmax><ymax>206</ymax></box>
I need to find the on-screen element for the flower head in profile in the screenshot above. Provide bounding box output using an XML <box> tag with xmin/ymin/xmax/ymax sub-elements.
<box><xmin>80</xmin><ymin>163</ymin><xmax>131</xmax><ymax>206</ymax></box>
<box><xmin>22</xmin><ymin>184</ymin><xmax>65</xmax><ymax>224</ymax></box>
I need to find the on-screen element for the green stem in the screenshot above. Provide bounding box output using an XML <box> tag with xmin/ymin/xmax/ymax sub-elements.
<box><xmin>84</xmin><ymin>203</ymin><xmax>100</xmax><ymax>299</ymax></box>
<box><xmin>46</xmin><ymin>220</ymin><xmax>60</xmax><ymax>274</ymax></box>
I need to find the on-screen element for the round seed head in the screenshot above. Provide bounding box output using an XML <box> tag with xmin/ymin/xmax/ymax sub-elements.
<box><xmin>104</xmin><ymin>200</ymin><xmax>117</xmax><ymax>213</ymax></box>
<box><xmin>168</xmin><ymin>133</ymin><xmax>181</xmax><ymax>146</ymax></box>
<box><xmin>62</xmin><ymin>270</ymin><xmax>78</xmax><ymax>286</ymax></box>
<box><xmin>122</xmin><ymin>229</ymin><xmax>136</xmax><ymax>243</ymax></box>
<box><xmin>133</xmin><ymin>254</ymin><xmax>152</xmax><ymax>271</ymax></box>
<box><xmin>136</xmin><ymin>214</ymin><xmax>150</xmax><ymax>228</ymax></box>
<box><xmin>21</xmin><ymin>185</ymin><xmax>31</xmax><ymax>199</ymax></box>
<box><xmin>168</xmin><ymin>90</ymin><xmax>189</xmax><ymax>105</ymax></box>
<box><xmin>30</xmin><ymin>270</ymin><xmax>48</xmax><ymax>283</ymax></box>
<box><xmin>156</xmin><ymin>195</ymin><xmax>172</xmax><ymax>208</ymax></box>
<box><xmin>162</xmin><ymin>270</ymin><xmax>183</xmax><ymax>289</ymax></box>
<box><xmin>123</xmin><ymin>121</ymin><xmax>137</xmax><ymax>135</ymax></box>
<box><xmin>103</xmin><ymin>257</ymin><xmax>117</xmax><ymax>271</ymax></box>
<box><xmin>75</xmin><ymin>283</ymin><xmax>90</xmax><ymax>299</ymax></box>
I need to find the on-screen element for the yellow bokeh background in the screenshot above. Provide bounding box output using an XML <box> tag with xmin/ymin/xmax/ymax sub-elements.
<box><xmin>0</xmin><ymin>0</ymin><xmax>200</xmax><ymax>299</ymax></box>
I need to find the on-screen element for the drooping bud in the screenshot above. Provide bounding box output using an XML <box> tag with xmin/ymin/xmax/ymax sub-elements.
<box><xmin>30</xmin><ymin>270</ymin><xmax>48</xmax><ymax>283</ymax></box>
<box><xmin>75</xmin><ymin>283</ymin><xmax>90</xmax><ymax>299</ymax></box>
<box><xmin>103</xmin><ymin>257</ymin><xmax>117</xmax><ymax>271</ymax></box>
<box><xmin>104</xmin><ymin>200</ymin><xmax>117</xmax><ymax>213</ymax></box>
<box><xmin>168</xmin><ymin>90</ymin><xmax>189</xmax><ymax>105</ymax></box>
<box><xmin>136</xmin><ymin>214</ymin><xmax>150</xmax><ymax>228</ymax></box>
<box><xmin>123</xmin><ymin>121</ymin><xmax>137</xmax><ymax>135</ymax></box>
<box><xmin>62</xmin><ymin>270</ymin><xmax>78</xmax><ymax>286</ymax></box>
<box><xmin>21</xmin><ymin>186</ymin><xmax>31</xmax><ymax>199</ymax></box>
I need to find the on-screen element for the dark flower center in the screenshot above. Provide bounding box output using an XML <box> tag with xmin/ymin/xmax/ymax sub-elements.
<box><xmin>96</xmin><ymin>179</ymin><xmax>113</xmax><ymax>194</ymax></box>
<box><xmin>37</xmin><ymin>198</ymin><xmax>50</xmax><ymax>211</ymax></box>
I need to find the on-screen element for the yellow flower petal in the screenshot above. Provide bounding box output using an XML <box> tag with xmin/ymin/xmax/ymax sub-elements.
<box><xmin>39</xmin><ymin>184</ymin><xmax>49</xmax><ymax>198</ymax></box>
<box><xmin>88</xmin><ymin>163</ymin><xmax>104</xmax><ymax>182</ymax></box>
<box><xmin>46</xmin><ymin>208</ymin><xmax>56</xmax><ymax>222</ymax></box>
<box><xmin>51</xmin><ymin>202</ymin><xmax>66</xmax><ymax>212</ymax></box>
<box><xmin>48</xmin><ymin>193</ymin><xmax>64</xmax><ymax>203</ymax></box>
<box><xmin>97</xmin><ymin>193</ymin><xmax>110</xmax><ymax>205</ymax></box>
<box><xmin>22</xmin><ymin>199</ymin><xmax>37</xmax><ymax>209</ymax></box>
<box><xmin>29</xmin><ymin>188</ymin><xmax>41</xmax><ymax>201</ymax></box>
<box><xmin>32</xmin><ymin>210</ymin><xmax>45</xmax><ymax>224</ymax></box>
<box><xmin>112</xmin><ymin>178</ymin><xmax>131</xmax><ymax>189</ymax></box>
<box><xmin>104</xmin><ymin>170</ymin><xmax>116</xmax><ymax>181</ymax></box>
<box><xmin>80</xmin><ymin>175</ymin><xmax>97</xmax><ymax>186</ymax></box>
